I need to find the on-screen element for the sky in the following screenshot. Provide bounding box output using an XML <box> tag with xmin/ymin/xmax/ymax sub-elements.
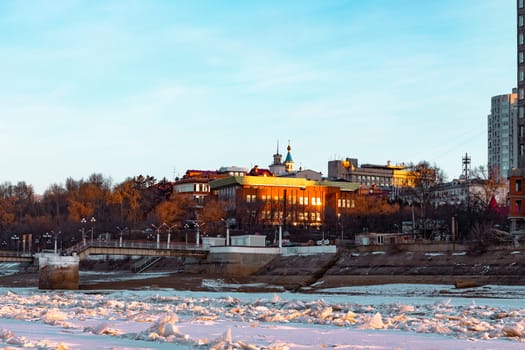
<box><xmin>0</xmin><ymin>0</ymin><xmax>517</xmax><ymax>194</ymax></box>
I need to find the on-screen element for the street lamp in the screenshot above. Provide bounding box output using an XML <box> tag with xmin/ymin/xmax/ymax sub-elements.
<box><xmin>162</xmin><ymin>223</ymin><xmax>176</xmax><ymax>249</ymax></box>
<box><xmin>80</xmin><ymin>218</ymin><xmax>87</xmax><ymax>246</ymax></box>
<box><xmin>151</xmin><ymin>224</ymin><xmax>161</xmax><ymax>249</ymax></box>
<box><xmin>116</xmin><ymin>226</ymin><xmax>128</xmax><ymax>248</ymax></box>
<box><xmin>194</xmin><ymin>222</ymin><xmax>204</xmax><ymax>246</ymax></box>
<box><xmin>221</xmin><ymin>218</ymin><xmax>230</xmax><ymax>246</ymax></box>
<box><xmin>51</xmin><ymin>230</ymin><xmax>61</xmax><ymax>254</ymax></box>
<box><xmin>43</xmin><ymin>232</ymin><xmax>52</xmax><ymax>248</ymax></box>
<box><xmin>11</xmin><ymin>234</ymin><xmax>19</xmax><ymax>254</ymax></box>
<box><xmin>184</xmin><ymin>224</ymin><xmax>189</xmax><ymax>245</ymax></box>
<box><xmin>90</xmin><ymin>217</ymin><xmax>96</xmax><ymax>244</ymax></box>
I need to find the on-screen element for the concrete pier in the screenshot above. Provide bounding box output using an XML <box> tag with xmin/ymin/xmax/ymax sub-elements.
<box><xmin>38</xmin><ymin>254</ymin><xmax>80</xmax><ymax>290</ymax></box>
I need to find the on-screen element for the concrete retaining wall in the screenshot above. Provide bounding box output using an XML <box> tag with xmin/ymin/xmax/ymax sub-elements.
<box><xmin>185</xmin><ymin>249</ymin><xmax>278</xmax><ymax>276</ymax></box>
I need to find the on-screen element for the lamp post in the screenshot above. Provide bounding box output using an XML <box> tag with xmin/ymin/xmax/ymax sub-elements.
<box><xmin>151</xmin><ymin>224</ymin><xmax>161</xmax><ymax>249</ymax></box>
<box><xmin>195</xmin><ymin>222</ymin><xmax>200</xmax><ymax>247</ymax></box>
<box><xmin>221</xmin><ymin>218</ymin><xmax>230</xmax><ymax>246</ymax></box>
<box><xmin>162</xmin><ymin>223</ymin><xmax>176</xmax><ymax>249</ymax></box>
<box><xmin>11</xmin><ymin>234</ymin><xmax>19</xmax><ymax>255</ymax></box>
<box><xmin>116</xmin><ymin>226</ymin><xmax>128</xmax><ymax>248</ymax></box>
<box><xmin>184</xmin><ymin>224</ymin><xmax>189</xmax><ymax>245</ymax></box>
<box><xmin>90</xmin><ymin>217</ymin><xmax>96</xmax><ymax>244</ymax></box>
<box><xmin>80</xmin><ymin>218</ymin><xmax>87</xmax><ymax>246</ymax></box>
<box><xmin>51</xmin><ymin>230</ymin><xmax>61</xmax><ymax>254</ymax></box>
<box><xmin>43</xmin><ymin>232</ymin><xmax>52</xmax><ymax>249</ymax></box>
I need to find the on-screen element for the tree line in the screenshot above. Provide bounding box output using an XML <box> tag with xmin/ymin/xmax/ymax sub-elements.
<box><xmin>0</xmin><ymin>164</ymin><xmax>510</xmax><ymax>251</ymax></box>
<box><xmin>0</xmin><ymin>174</ymin><xmax>227</xmax><ymax>250</ymax></box>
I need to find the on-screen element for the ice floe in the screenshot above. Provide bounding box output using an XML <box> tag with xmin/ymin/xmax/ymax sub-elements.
<box><xmin>0</xmin><ymin>284</ymin><xmax>523</xmax><ymax>349</ymax></box>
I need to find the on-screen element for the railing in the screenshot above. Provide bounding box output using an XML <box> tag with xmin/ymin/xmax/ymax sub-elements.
<box><xmin>0</xmin><ymin>250</ymin><xmax>34</xmax><ymax>258</ymax></box>
<box><xmin>131</xmin><ymin>256</ymin><xmax>162</xmax><ymax>273</ymax></box>
<box><xmin>67</xmin><ymin>240</ymin><xmax>206</xmax><ymax>253</ymax></box>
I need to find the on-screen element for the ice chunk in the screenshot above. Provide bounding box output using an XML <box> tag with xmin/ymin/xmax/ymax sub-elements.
<box><xmin>362</xmin><ymin>312</ymin><xmax>384</xmax><ymax>329</ymax></box>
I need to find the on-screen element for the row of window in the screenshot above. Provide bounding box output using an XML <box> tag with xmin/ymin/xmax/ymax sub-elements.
<box><xmin>338</xmin><ymin>199</ymin><xmax>356</xmax><ymax>208</ymax></box>
<box><xmin>350</xmin><ymin>175</ymin><xmax>392</xmax><ymax>187</ymax></box>
<box><xmin>247</xmin><ymin>194</ymin><xmax>323</xmax><ymax>206</ymax></box>
<box><xmin>254</xmin><ymin>210</ymin><xmax>323</xmax><ymax>222</ymax></box>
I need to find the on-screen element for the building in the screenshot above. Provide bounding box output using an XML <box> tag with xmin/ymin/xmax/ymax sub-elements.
<box><xmin>509</xmin><ymin>0</ymin><xmax>525</xmax><ymax>234</ymax></box>
<box><xmin>209</xmin><ymin>175</ymin><xmax>360</xmax><ymax>229</ymax></box>
<box><xmin>431</xmin><ymin>179</ymin><xmax>507</xmax><ymax>209</ymax></box>
<box><xmin>173</xmin><ymin>167</ymin><xmax>247</xmax><ymax>204</ymax></box>
<box><xmin>269</xmin><ymin>142</ymin><xmax>322</xmax><ymax>180</ymax></box>
<box><xmin>328</xmin><ymin>158</ymin><xmax>414</xmax><ymax>190</ymax></box>
<box><xmin>269</xmin><ymin>142</ymin><xmax>295</xmax><ymax>175</ymax></box>
<box><xmin>488</xmin><ymin>91</ymin><xmax>517</xmax><ymax>180</ymax></box>
<box><xmin>269</xmin><ymin>142</ymin><xmax>286</xmax><ymax>176</ymax></box>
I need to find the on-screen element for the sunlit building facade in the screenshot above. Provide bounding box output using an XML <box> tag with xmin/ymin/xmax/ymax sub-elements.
<box><xmin>488</xmin><ymin>91</ymin><xmax>517</xmax><ymax>180</ymax></box>
<box><xmin>209</xmin><ymin>175</ymin><xmax>360</xmax><ymax>229</ymax></box>
<box><xmin>328</xmin><ymin>158</ymin><xmax>415</xmax><ymax>189</ymax></box>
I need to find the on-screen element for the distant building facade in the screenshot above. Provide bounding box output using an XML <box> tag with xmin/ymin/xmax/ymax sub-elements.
<box><xmin>327</xmin><ymin>158</ymin><xmax>414</xmax><ymax>190</ymax></box>
<box><xmin>488</xmin><ymin>91</ymin><xmax>517</xmax><ymax>179</ymax></box>
<box><xmin>173</xmin><ymin>167</ymin><xmax>248</xmax><ymax>204</ymax></box>
<box><xmin>431</xmin><ymin>179</ymin><xmax>507</xmax><ymax>208</ymax></box>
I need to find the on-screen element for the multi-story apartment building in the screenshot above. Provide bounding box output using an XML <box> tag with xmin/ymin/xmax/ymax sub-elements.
<box><xmin>488</xmin><ymin>91</ymin><xmax>517</xmax><ymax>180</ymax></box>
<box><xmin>509</xmin><ymin>0</ymin><xmax>525</xmax><ymax>233</ymax></box>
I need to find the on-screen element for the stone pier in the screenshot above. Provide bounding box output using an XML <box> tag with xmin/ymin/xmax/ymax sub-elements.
<box><xmin>38</xmin><ymin>254</ymin><xmax>80</xmax><ymax>290</ymax></box>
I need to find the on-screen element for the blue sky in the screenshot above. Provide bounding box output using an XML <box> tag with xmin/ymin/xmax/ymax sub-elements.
<box><xmin>0</xmin><ymin>0</ymin><xmax>516</xmax><ymax>194</ymax></box>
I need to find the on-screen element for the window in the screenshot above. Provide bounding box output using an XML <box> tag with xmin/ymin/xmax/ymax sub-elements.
<box><xmin>521</xmin><ymin>15</ymin><xmax>524</xmax><ymax>27</ymax></box>
<box><xmin>521</xmin><ymin>144</ymin><xmax>525</xmax><ymax>156</ymax></box>
<box><xmin>520</xmin><ymin>0</ymin><xmax>524</xmax><ymax>9</ymax></box>
<box><xmin>517</xmin><ymin>179</ymin><xmax>522</xmax><ymax>192</ymax></box>
<box><xmin>520</xmin><ymin>106</ymin><xmax>525</xmax><ymax>118</ymax></box>
<box><xmin>520</xmin><ymin>51</ymin><xmax>524</xmax><ymax>64</ymax></box>
<box><xmin>377</xmin><ymin>235</ymin><xmax>384</xmax><ymax>245</ymax></box>
<box><xmin>520</xmin><ymin>33</ymin><xmax>524</xmax><ymax>45</ymax></box>
<box><xmin>520</xmin><ymin>69</ymin><xmax>525</xmax><ymax>81</ymax></box>
<box><xmin>520</xmin><ymin>88</ymin><xmax>525</xmax><ymax>100</ymax></box>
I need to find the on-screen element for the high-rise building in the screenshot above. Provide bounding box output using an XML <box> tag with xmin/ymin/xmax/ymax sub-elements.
<box><xmin>509</xmin><ymin>0</ymin><xmax>525</xmax><ymax>234</ymax></box>
<box><xmin>488</xmin><ymin>91</ymin><xmax>517</xmax><ymax>179</ymax></box>
<box><xmin>518</xmin><ymin>1</ymin><xmax>525</xmax><ymax>167</ymax></box>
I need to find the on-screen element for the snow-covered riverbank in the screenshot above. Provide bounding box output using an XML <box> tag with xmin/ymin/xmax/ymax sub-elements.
<box><xmin>0</xmin><ymin>284</ymin><xmax>523</xmax><ymax>349</ymax></box>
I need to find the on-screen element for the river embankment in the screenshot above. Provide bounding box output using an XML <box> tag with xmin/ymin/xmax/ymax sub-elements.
<box><xmin>0</xmin><ymin>246</ymin><xmax>523</xmax><ymax>292</ymax></box>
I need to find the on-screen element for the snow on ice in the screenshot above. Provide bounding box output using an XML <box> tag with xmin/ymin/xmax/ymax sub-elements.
<box><xmin>0</xmin><ymin>284</ymin><xmax>523</xmax><ymax>349</ymax></box>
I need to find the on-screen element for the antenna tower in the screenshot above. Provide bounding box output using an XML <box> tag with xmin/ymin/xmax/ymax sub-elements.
<box><xmin>462</xmin><ymin>153</ymin><xmax>471</xmax><ymax>180</ymax></box>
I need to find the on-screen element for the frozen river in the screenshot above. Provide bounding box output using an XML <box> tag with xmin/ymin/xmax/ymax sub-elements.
<box><xmin>0</xmin><ymin>283</ymin><xmax>523</xmax><ymax>349</ymax></box>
